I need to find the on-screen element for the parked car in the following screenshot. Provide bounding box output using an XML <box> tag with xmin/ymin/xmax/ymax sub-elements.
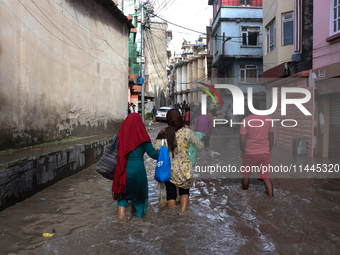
<box><xmin>155</xmin><ymin>107</ymin><xmax>173</xmax><ymax>121</ymax></box>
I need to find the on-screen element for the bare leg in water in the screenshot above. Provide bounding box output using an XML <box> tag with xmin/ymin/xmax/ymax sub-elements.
<box><xmin>180</xmin><ymin>194</ymin><xmax>189</xmax><ymax>212</ymax></box>
<box><xmin>167</xmin><ymin>195</ymin><xmax>190</xmax><ymax>212</ymax></box>
<box><xmin>117</xmin><ymin>206</ymin><xmax>127</xmax><ymax>220</ymax></box>
<box><xmin>167</xmin><ymin>199</ymin><xmax>176</xmax><ymax>209</ymax></box>
<box><xmin>242</xmin><ymin>178</ymin><xmax>273</xmax><ymax>197</ymax></box>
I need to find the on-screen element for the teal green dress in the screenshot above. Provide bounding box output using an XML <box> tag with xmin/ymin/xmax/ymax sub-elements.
<box><xmin>113</xmin><ymin>141</ymin><xmax>159</xmax><ymax>218</ymax></box>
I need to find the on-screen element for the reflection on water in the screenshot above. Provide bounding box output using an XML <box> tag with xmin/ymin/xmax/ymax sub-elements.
<box><xmin>0</xmin><ymin>124</ymin><xmax>340</xmax><ymax>254</ymax></box>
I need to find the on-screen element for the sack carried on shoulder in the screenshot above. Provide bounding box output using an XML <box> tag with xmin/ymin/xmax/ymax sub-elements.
<box><xmin>95</xmin><ymin>135</ymin><xmax>118</xmax><ymax>180</ymax></box>
<box><xmin>154</xmin><ymin>139</ymin><xmax>171</xmax><ymax>182</ymax></box>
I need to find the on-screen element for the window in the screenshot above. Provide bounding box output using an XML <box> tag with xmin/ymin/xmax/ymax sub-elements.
<box><xmin>332</xmin><ymin>0</ymin><xmax>340</xmax><ymax>34</ymax></box>
<box><xmin>282</xmin><ymin>12</ymin><xmax>294</xmax><ymax>45</ymax></box>
<box><xmin>242</xmin><ymin>27</ymin><xmax>260</xmax><ymax>46</ymax></box>
<box><xmin>266</xmin><ymin>19</ymin><xmax>276</xmax><ymax>53</ymax></box>
<box><xmin>239</xmin><ymin>0</ymin><xmax>252</xmax><ymax>5</ymax></box>
<box><xmin>240</xmin><ymin>65</ymin><xmax>258</xmax><ymax>83</ymax></box>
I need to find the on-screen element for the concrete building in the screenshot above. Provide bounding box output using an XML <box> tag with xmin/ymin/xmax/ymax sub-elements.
<box><xmin>259</xmin><ymin>0</ymin><xmax>314</xmax><ymax>157</ymax></box>
<box><xmin>145</xmin><ymin>22</ymin><xmax>172</xmax><ymax>110</ymax></box>
<box><xmin>122</xmin><ymin>0</ymin><xmax>143</xmax><ymax>111</ymax></box>
<box><xmin>0</xmin><ymin>0</ymin><xmax>133</xmax><ymax>150</ymax></box>
<box><xmin>181</xmin><ymin>34</ymin><xmax>208</xmax><ymax>57</ymax></box>
<box><xmin>208</xmin><ymin>0</ymin><xmax>266</xmax><ymax>114</ymax></box>
<box><xmin>173</xmin><ymin>52</ymin><xmax>209</xmax><ymax>106</ymax></box>
<box><xmin>311</xmin><ymin>0</ymin><xmax>340</xmax><ymax>158</ymax></box>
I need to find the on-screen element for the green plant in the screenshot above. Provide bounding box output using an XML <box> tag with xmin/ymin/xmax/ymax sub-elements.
<box><xmin>146</xmin><ymin>113</ymin><xmax>152</xmax><ymax>119</ymax></box>
<box><xmin>197</xmin><ymin>46</ymin><xmax>205</xmax><ymax>52</ymax></box>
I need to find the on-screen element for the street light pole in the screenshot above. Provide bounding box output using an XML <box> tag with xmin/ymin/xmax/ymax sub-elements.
<box><xmin>140</xmin><ymin>0</ymin><xmax>145</xmax><ymax>123</ymax></box>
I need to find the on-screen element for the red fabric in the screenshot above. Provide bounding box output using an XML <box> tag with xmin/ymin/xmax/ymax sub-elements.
<box><xmin>112</xmin><ymin>113</ymin><xmax>151</xmax><ymax>200</ymax></box>
<box><xmin>185</xmin><ymin>111</ymin><xmax>191</xmax><ymax>122</ymax></box>
<box><xmin>240</xmin><ymin>153</ymin><xmax>271</xmax><ymax>179</ymax></box>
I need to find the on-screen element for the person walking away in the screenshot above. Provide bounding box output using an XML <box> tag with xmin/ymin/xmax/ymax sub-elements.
<box><xmin>239</xmin><ymin>101</ymin><xmax>274</xmax><ymax>197</ymax></box>
<box><xmin>112</xmin><ymin>113</ymin><xmax>159</xmax><ymax>220</ymax></box>
<box><xmin>155</xmin><ymin>109</ymin><xmax>203</xmax><ymax>212</ymax></box>
<box><xmin>195</xmin><ymin>114</ymin><xmax>213</xmax><ymax>151</ymax></box>
<box><xmin>152</xmin><ymin>106</ymin><xmax>157</xmax><ymax>122</ymax></box>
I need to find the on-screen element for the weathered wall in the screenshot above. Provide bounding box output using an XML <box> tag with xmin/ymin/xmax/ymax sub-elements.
<box><xmin>146</xmin><ymin>22</ymin><xmax>168</xmax><ymax>108</ymax></box>
<box><xmin>0</xmin><ymin>0</ymin><xmax>129</xmax><ymax>150</ymax></box>
<box><xmin>288</xmin><ymin>0</ymin><xmax>313</xmax><ymax>74</ymax></box>
<box><xmin>0</xmin><ymin>136</ymin><xmax>113</xmax><ymax>211</ymax></box>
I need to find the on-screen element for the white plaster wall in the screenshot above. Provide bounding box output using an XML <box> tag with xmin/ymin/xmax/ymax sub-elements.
<box><xmin>0</xmin><ymin>0</ymin><xmax>129</xmax><ymax>148</ymax></box>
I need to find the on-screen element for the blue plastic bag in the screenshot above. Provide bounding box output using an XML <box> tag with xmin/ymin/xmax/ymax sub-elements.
<box><xmin>154</xmin><ymin>139</ymin><xmax>171</xmax><ymax>182</ymax></box>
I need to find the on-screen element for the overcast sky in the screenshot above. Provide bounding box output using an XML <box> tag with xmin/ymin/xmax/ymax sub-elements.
<box><xmin>151</xmin><ymin>0</ymin><xmax>213</xmax><ymax>55</ymax></box>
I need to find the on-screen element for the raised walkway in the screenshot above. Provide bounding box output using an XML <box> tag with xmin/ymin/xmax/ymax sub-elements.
<box><xmin>0</xmin><ymin>133</ymin><xmax>116</xmax><ymax>211</ymax></box>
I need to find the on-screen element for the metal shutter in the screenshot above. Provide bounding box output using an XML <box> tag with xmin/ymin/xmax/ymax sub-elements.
<box><xmin>329</xmin><ymin>93</ymin><xmax>340</xmax><ymax>158</ymax></box>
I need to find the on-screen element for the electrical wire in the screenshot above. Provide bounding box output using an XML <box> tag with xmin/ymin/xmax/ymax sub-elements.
<box><xmin>145</xmin><ymin>30</ymin><xmax>164</xmax><ymax>80</ymax></box>
<box><xmin>18</xmin><ymin>0</ymin><xmax>129</xmax><ymax>68</ymax></box>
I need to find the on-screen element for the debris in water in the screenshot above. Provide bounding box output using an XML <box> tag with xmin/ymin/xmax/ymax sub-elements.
<box><xmin>42</xmin><ymin>233</ymin><xmax>54</xmax><ymax>237</ymax></box>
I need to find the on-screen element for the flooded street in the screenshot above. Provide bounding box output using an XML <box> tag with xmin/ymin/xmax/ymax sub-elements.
<box><xmin>1</xmin><ymin>123</ymin><xmax>340</xmax><ymax>254</ymax></box>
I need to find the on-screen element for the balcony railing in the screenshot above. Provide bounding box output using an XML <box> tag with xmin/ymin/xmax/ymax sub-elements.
<box><xmin>213</xmin><ymin>0</ymin><xmax>263</xmax><ymax>17</ymax></box>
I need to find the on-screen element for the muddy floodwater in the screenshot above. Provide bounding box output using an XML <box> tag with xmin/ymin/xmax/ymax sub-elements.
<box><xmin>1</xmin><ymin>123</ymin><xmax>340</xmax><ymax>254</ymax></box>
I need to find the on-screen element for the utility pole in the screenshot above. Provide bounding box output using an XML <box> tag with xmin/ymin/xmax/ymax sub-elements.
<box><xmin>140</xmin><ymin>0</ymin><xmax>145</xmax><ymax>123</ymax></box>
<box><xmin>222</xmin><ymin>32</ymin><xmax>232</xmax><ymax>56</ymax></box>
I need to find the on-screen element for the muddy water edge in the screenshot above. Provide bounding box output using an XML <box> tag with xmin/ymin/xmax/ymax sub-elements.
<box><xmin>0</xmin><ymin>123</ymin><xmax>340</xmax><ymax>254</ymax></box>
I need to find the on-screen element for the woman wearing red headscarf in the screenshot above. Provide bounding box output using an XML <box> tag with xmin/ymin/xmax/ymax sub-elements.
<box><xmin>154</xmin><ymin>109</ymin><xmax>203</xmax><ymax>212</ymax></box>
<box><xmin>112</xmin><ymin>113</ymin><xmax>159</xmax><ymax>219</ymax></box>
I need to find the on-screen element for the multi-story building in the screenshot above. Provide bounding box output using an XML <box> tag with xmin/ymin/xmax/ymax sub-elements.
<box><xmin>312</xmin><ymin>0</ymin><xmax>340</xmax><ymax>158</ymax></box>
<box><xmin>122</xmin><ymin>2</ymin><xmax>172</xmax><ymax>112</ymax></box>
<box><xmin>174</xmin><ymin>51</ymin><xmax>210</xmax><ymax>106</ymax></box>
<box><xmin>259</xmin><ymin>0</ymin><xmax>314</xmax><ymax>156</ymax></box>
<box><xmin>181</xmin><ymin>34</ymin><xmax>208</xmax><ymax>58</ymax></box>
<box><xmin>145</xmin><ymin>22</ymin><xmax>172</xmax><ymax>110</ymax></box>
<box><xmin>121</xmin><ymin>0</ymin><xmax>142</xmax><ymax>111</ymax></box>
<box><xmin>208</xmin><ymin>0</ymin><xmax>266</xmax><ymax>114</ymax></box>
